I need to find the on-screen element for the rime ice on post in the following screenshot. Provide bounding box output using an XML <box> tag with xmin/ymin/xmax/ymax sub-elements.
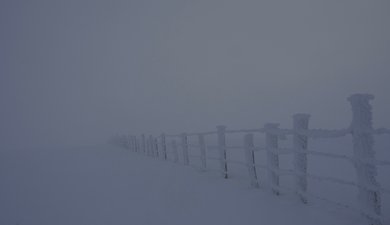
<box><xmin>133</xmin><ymin>136</ymin><xmax>137</xmax><ymax>152</ymax></box>
<box><xmin>265</xmin><ymin>123</ymin><xmax>280</xmax><ymax>195</ymax></box>
<box><xmin>161</xmin><ymin>133</ymin><xmax>167</xmax><ymax>160</ymax></box>
<box><xmin>154</xmin><ymin>138</ymin><xmax>159</xmax><ymax>158</ymax></box>
<box><xmin>134</xmin><ymin>136</ymin><xmax>139</xmax><ymax>152</ymax></box>
<box><xmin>198</xmin><ymin>134</ymin><xmax>207</xmax><ymax>171</ymax></box>
<box><xmin>141</xmin><ymin>134</ymin><xmax>146</xmax><ymax>154</ymax></box>
<box><xmin>149</xmin><ymin>135</ymin><xmax>156</xmax><ymax>157</ymax></box>
<box><xmin>172</xmin><ymin>140</ymin><xmax>179</xmax><ymax>163</ymax></box>
<box><xmin>145</xmin><ymin>136</ymin><xmax>149</xmax><ymax>155</ymax></box>
<box><xmin>126</xmin><ymin>135</ymin><xmax>131</xmax><ymax>150</ymax></box>
<box><xmin>244</xmin><ymin>133</ymin><xmax>259</xmax><ymax>188</ymax></box>
<box><xmin>181</xmin><ymin>133</ymin><xmax>189</xmax><ymax>165</ymax></box>
<box><xmin>293</xmin><ymin>113</ymin><xmax>310</xmax><ymax>204</ymax></box>
<box><xmin>348</xmin><ymin>94</ymin><xmax>382</xmax><ymax>225</ymax></box>
<box><xmin>130</xmin><ymin>135</ymin><xmax>135</xmax><ymax>151</ymax></box>
<box><xmin>148</xmin><ymin>135</ymin><xmax>153</xmax><ymax>156</ymax></box>
<box><xmin>217</xmin><ymin>125</ymin><xmax>228</xmax><ymax>179</ymax></box>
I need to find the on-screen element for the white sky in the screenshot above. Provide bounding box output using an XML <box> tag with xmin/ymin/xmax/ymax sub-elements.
<box><xmin>1</xmin><ymin>0</ymin><xmax>390</xmax><ymax>148</ymax></box>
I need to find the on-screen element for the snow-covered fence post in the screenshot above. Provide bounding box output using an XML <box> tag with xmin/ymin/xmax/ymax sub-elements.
<box><xmin>217</xmin><ymin>125</ymin><xmax>228</xmax><ymax>179</ymax></box>
<box><xmin>149</xmin><ymin>135</ymin><xmax>155</xmax><ymax>157</ymax></box>
<box><xmin>145</xmin><ymin>136</ymin><xmax>150</xmax><ymax>156</ymax></box>
<box><xmin>198</xmin><ymin>134</ymin><xmax>207</xmax><ymax>170</ymax></box>
<box><xmin>161</xmin><ymin>133</ymin><xmax>167</xmax><ymax>160</ymax></box>
<box><xmin>133</xmin><ymin>136</ymin><xmax>137</xmax><ymax>152</ymax></box>
<box><xmin>244</xmin><ymin>133</ymin><xmax>259</xmax><ymax>188</ymax></box>
<box><xmin>154</xmin><ymin>138</ymin><xmax>159</xmax><ymax>158</ymax></box>
<box><xmin>130</xmin><ymin>135</ymin><xmax>135</xmax><ymax>151</ymax></box>
<box><xmin>123</xmin><ymin>135</ymin><xmax>130</xmax><ymax>149</ymax></box>
<box><xmin>171</xmin><ymin>140</ymin><xmax>179</xmax><ymax>163</ymax></box>
<box><xmin>348</xmin><ymin>94</ymin><xmax>382</xmax><ymax>225</ymax></box>
<box><xmin>181</xmin><ymin>133</ymin><xmax>189</xmax><ymax>165</ymax></box>
<box><xmin>148</xmin><ymin>135</ymin><xmax>153</xmax><ymax>157</ymax></box>
<box><xmin>265</xmin><ymin>123</ymin><xmax>280</xmax><ymax>195</ymax></box>
<box><xmin>126</xmin><ymin>135</ymin><xmax>131</xmax><ymax>150</ymax></box>
<box><xmin>134</xmin><ymin>136</ymin><xmax>139</xmax><ymax>152</ymax></box>
<box><xmin>137</xmin><ymin>138</ymin><xmax>141</xmax><ymax>152</ymax></box>
<box><xmin>293</xmin><ymin>113</ymin><xmax>310</xmax><ymax>204</ymax></box>
<box><xmin>141</xmin><ymin>134</ymin><xmax>146</xmax><ymax>154</ymax></box>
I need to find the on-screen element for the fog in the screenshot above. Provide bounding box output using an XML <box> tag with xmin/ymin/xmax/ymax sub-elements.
<box><xmin>1</xmin><ymin>0</ymin><xmax>389</xmax><ymax>149</ymax></box>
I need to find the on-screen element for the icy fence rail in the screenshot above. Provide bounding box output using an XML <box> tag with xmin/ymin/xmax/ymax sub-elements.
<box><xmin>110</xmin><ymin>94</ymin><xmax>389</xmax><ymax>225</ymax></box>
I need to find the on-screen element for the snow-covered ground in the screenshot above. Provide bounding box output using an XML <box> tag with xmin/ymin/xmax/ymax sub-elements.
<box><xmin>1</xmin><ymin>142</ymin><xmax>388</xmax><ymax>225</ymax></box>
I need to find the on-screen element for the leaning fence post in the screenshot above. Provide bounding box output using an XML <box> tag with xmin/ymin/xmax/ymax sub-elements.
<box><xmin>348</xmin><ymin>94</ymin><xmax>381</xmax><ymax>225</ymax></box>
<box><xmin>172</xmin><ymin>140</ymin><xmax>179</xmax><ymax>163</ymax></box>
<box><xmin>161</xmin><ymin>133</ymin><xmax>167</xmax><ymax>160</ymax></box>
<box><xmin>181</xmin><ymin>133</ymin><xmax>189</xmax><ymax>165</ymax></box>
<box><xmin>293</xmin><ymin>114</ymin><xmax>310</xmax><ymax>204</ymax></box>
<box><xmin>198</xmin><ymin>134</ymin><xmax>207</xmax><ymax>170</ymax></box>
<box><xmin>244</xmin><ymin>133</ymin><xmax>259</xmax><ymax>188</ymax></box>
<box><xmin>217</xmin><ymin>125</ymin><xmax>228</xmax><ymax>179</ymax></box>
<box><xmin>265</xmin><ymin>123</ymin><xmax>280</xmax><ymax>195</ymax></box>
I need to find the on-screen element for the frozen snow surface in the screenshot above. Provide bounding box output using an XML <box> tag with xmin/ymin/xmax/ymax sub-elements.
<box><xmin>0</xmin><ymin>143</ymin><xmax>387</xmax><ymax>225</ymax></box>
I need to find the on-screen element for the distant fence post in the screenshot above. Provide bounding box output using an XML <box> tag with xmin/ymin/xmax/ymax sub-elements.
<box><xmin>148</xmin><ymin>135</ymin><xmax>153</xmax><ymax>157</ymax></box>
<box><xmin>265</xmin><ymin>123</ymin><xmax>280</xmax><ymax>195</ymax></box>
<box><xmin>217</xmin><ymin>125</ymin><xmax>228</xmax><ymax>179</ymax></box>
<box><xmin>133</xmin><ymin>136</ymin><xmax>138</xmax><ymax>152</ymax></box>
<box><xmin>146</xmin><ymin>136</ymin><xmax>149</xmax><ymax>156</ymax></box>
<box><xmin>172</xmin><ymin>140</ymin><xmax>179</xmax><ymax>163</ymax></box>
<box><xmin>161</xmin><ymin>133</ymin><xmax>167</xmax><ymax>160</ymax></box>
<box><xmin>348</xmin><ymin>94</ymin><xmax>381</xmax><ymax>225</ymax></box>
<box><xmin>293</xmin><ymin>114</ymin><xmax>310</xmax><ymax>204</ymax></box>
<box><xmin>131</xmin><ymin>135</ymin><xmax>136</xmax><ymax>152</ymax></box>
<box><xmin>124</xmin><ymin>134</ymin><xmax>131</xmax><ymax>150</ymax></box>
<box><xmin>181</xmin><ymin>133</ymin><xmax>189</xmax><ymax>165</ymax></box>
<box><xmin>244</xmin><ymin>133</ymin><xmax>259</xmax><ymax>188</ymax></box>
<box><xmin>141</xmin><ymin>134</ymin><xmax>146</xmax><ymax>154</ymax></box>
<box><xmin>198</xmin><ymin>134</ymin><xmax>207</xmax><ymax>170</ymax></box>
<box><xmin>150</xmin><ymin>135</ymin><xmax>156</xmax><ymax>157</ymax></box>
<box><xmin>134</xmin><ymin>136</ymin><xmax>139</xmax><ymax>152</ymax></box>
<box><xmin>154</xmin><ymin>138</ymin><xmax>159</xmax><ymax>158</ymax></box>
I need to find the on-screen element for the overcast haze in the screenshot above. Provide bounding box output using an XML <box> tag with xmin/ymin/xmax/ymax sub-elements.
<box><xmin>1</xmin><ymin>0</ymin><xmax>390</xmax><ymax>148</ymax></box>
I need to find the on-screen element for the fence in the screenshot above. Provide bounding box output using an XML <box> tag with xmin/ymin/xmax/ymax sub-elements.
<box><xmin>111</xmin><ymin>94</ymin><xmax>390</xmax><ymax>225</ymax></box>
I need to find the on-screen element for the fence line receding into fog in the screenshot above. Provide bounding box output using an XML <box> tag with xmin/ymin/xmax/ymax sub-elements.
<box><xmin>111</xmin><ymin>94</ymin><xmax>389</xmax><ymax>225</ymax></box>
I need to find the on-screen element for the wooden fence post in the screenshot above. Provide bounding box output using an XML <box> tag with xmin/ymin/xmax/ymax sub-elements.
<box><xmin>131</xmin><ymin>135</ymin><xmax>135</xmax><ymax>152</ymax></box>
<box><xmin>151</xmin><ymin>136</ymin><xmax>155</xmax><ymax>157</ymax></box>
<box><xmin>293</xmin><ymin>114</ymin><xmax>310</xmax><ymax>203</ymax></box>
<box><xmin>141</xmin><ymin>134</ymin><xmax>146</xmax><ymax>154</ymax></box>
<box><xmin>161</xmin><ymin>133</ymin><xmax>167</xmax><ymax>160</ymax></box>
<box><xmin>154</xmin><ymin>138</ymin><xmax>159</xmax><ymax>158</ymax></box>
<box><xmin>145</xmin><ymin>136</ymin><xmax>149</xmax><ymax>156</ymax></box>
<box><xmin>133</xmin><ymin>136</ymin><xmax>137</xmax><ymax>152</ymax></box>
<box><xmin>172</xmin><ymin>140</ymin><xmax>179</xmax><ymax>163</ymax></box>
<box><xmin>134</xmin><ymin>136</ymin><xmax>139</xmax><ymax>152</ymax></box>
<box><xmin>217</xmin><ymin>125</ymin><xmax>228</xmax><ymax>179</ymax></box>
<box><xmin>181</xmin><ymin>133</ymin><xmax>189</xmax><ymax>165</ymax></box>
<box><xmin>348</xmin><ymin>94</ymin><xmax>381</xmax><ymax>225</ymax></box>
<box><xmin>124</xmin><ymin>135</ymin><xmax>129</xmax><ymax>150</ymax></box>
<box><xmin>198</xmin><ymin>134</ymin><xmax>207</xmax><ymax>170</ymax></box>
<box><xmin>149</xmin><ymin>135</ymin><xmax>155</xmax><ymax>157</ymax></box>
<box><xmin>265</xmin><ymin>123</ymin><xmax>280</xmax><ymax>195</ymax></box>
<box><xmin>244</xmin><ymin>133</ymin><xmax>259</xmax><ymax>188</ymax></box>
